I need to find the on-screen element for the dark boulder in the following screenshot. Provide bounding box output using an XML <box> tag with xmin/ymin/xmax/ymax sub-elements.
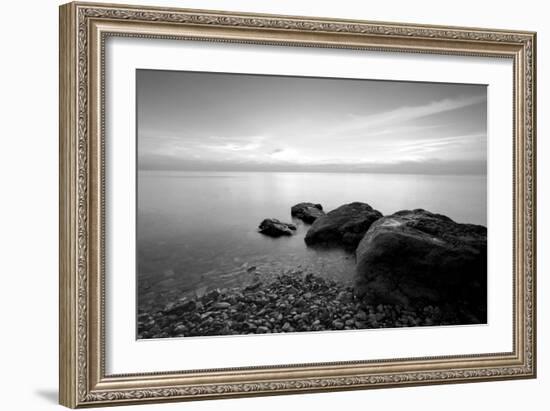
<box><xmin>291</xmin><ymin>202</ymin><xmax>325</xmax><ymax>224</ymax></box>
<box><xmin>304</xmin><ymin>202</ymin><xmax>383</xmax><ymax>249</ymax></box>
<box><xmin>354</xmin><ymin>209</ymin><xmax>487</xmax><ymax>322</ymax></box>
<box><xmin>259</xmin><ymin>218</ymin><xmax>297</xmax><ymax>237</ymax></box>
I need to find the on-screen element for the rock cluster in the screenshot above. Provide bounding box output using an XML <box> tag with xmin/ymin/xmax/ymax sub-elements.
<box><xmin>169</xmin><ymin>201</ymin><xmax>489</xmax><ymax>338</ymax></box>
<box><xmin>137</xmin><ymin>273</ymin><xmax>472</xmax><ymax>339</ymax></box>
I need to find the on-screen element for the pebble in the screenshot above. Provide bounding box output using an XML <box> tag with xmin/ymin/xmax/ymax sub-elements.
<box><xmin>355</xmin><ymin>310</ymin><xmax>368</xmax><ymax>321</ymax></box>
<box><xmin>212</xmin><ymin>302</ymin><xmax>231</xmax><ymax>309</ymax></box>
<box><xmin>138</xmin><ymin>273</ymin><xmax>470</xmax><ymax>338</ymax></box>
<box><xmin>332</xmin><ymin>321</ymin><xmax>344</xmax><ymax>330</ymax></box>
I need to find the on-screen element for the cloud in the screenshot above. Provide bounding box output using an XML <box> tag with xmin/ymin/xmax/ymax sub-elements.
<box><xmin>393</xmin><ymin>133</ymin><xmax>486</xmax><ymax>157</ymax></box>
<box><xmin>137</xmin><ymin>82</ymin><xmax>487</xmax><ymax>175</ymax></box>
<box><xmin>200</xmin><ymin>135</ymin><xmax>265</xmax><ymax>152</ymax></box>
<box><xmin>201</xmin><ymin>136</ymin><xmax>264</xmax><ymax>152</ymax></box>
<box><xmin>358</xmin><ymin>124</ymin><xmax>443</xmax><ymax>138</ymax></box>
<box><xmin>269</xmin><ymin>148</ymin><xmax>310</xmax><ymax>163</ymax></box>
<box><xmin>353</xmin><ymin>94</ymin><xmax>485</xmax><ymax>127</ymax></box>
<box><xmin>325</xmin><ymin>94</ymin><xmax>486</xmax><ymax>139</ymax></box>
<box><xmin>202</xmin><ymin>142</ymin><xmax>260</xmax><ymax>151</ymax></box>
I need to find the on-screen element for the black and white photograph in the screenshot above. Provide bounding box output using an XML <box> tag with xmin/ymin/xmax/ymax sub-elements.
<box><xmin>136</xmin><ymin>69</ymin><xmax>488</xmax><ymax>339</ymax></box>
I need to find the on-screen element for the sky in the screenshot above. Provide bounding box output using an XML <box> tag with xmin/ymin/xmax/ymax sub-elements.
<box><xmin>136</xmin><ymin>69</ymin><xmax>487</xmax><ymax>175</ymax></box>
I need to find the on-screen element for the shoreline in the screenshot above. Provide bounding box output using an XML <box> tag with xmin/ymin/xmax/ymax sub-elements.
<box><xmin>137</xmin><ymin>271</ymin><xmax>481</xmax><ymax>339</ymax></box>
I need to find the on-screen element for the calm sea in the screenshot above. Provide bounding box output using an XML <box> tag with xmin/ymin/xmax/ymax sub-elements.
<box><xmin>137</xmin><ymin>171</ymin><xmax>487</xmax><ymax>312</ymax></box>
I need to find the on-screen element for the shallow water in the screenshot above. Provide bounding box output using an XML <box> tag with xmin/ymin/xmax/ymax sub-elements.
<box><xmin>137</xmin><ymin>171</ymin><xmax>486</xmax><ymax>312</ymax></box>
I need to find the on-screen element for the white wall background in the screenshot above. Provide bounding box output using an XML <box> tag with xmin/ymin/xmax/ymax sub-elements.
<box><xmin>0</xmin><ymin>0</ymin><xmax>546</xmax><ymax>409</ymax></box>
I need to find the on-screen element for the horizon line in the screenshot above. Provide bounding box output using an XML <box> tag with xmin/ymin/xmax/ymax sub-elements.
<box><xmin>137</xmin><ymin>168</ymin><xmax>487</xmax><ymax>177</ymax></box>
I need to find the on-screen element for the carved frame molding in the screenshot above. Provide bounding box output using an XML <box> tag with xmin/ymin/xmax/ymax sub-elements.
<box><xmin>59</xmin><ymin>2</ymin><xmax>536</xmax><ymax>408</ymax></box>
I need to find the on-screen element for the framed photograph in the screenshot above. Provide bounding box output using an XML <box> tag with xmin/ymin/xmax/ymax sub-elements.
<box><xmin>59</xmin><ymin>2</ymin><xmax>537</xmax><ymax>408</ymax></box>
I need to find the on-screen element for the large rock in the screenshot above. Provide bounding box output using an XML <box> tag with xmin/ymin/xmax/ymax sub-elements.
<box><xmin>304</xmin><ymin>202</ymin><xmax>383</xmax><ymax>249</ymax></box>
<box><xmin>291</xmin><ymin>202</ymin><xmax>325</xmax><ymax>224</ymax></box>
<box><xmin>258</xmin><ymin>218</ymin><xmax>296</xmax><ymax>237</ymax></box>
<box><xmin>355</xmin><ymin>209</ymin><xmax>487</xmax><ymax>321</ymax></box>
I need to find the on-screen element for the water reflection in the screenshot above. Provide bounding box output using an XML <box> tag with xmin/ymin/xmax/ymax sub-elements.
<box><xmin>137</xmin><ymin>171</ymin><xmax>486</xmax><ymax>312</ymax></box>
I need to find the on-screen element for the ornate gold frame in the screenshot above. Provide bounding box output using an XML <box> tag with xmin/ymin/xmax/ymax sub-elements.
<box><xmin>59</xmin><ymin>2</ymin><xmax>537</xmax><ymax>408</ymax></box>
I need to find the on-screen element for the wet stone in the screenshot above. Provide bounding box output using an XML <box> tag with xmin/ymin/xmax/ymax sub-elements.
<box><xmin>332</xmin><ymin>321</ymin><xmax>344</xmax><ymax>330</ymax></box>
<box><xmin>139</xmin><ymin>272</ymin><xmax>472</xmax><ymax>339</ymax></box>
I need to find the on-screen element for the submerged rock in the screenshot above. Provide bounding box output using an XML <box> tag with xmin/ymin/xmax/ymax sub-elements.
<box><xmin>354</xmin><ymin>209</ymin><xmax>487</xmax><ymax>321</ymax></box>
<box><xmin>291</xmin><ymin>202</ymin><xmax>325</xmax><ymax>224</ymax></box>
<box><xmin>304</xmin><ymin>202</ymin><xmax>383</xmax><ymax>249</ymax></box>
<box><xmin>259</xmin><ymin>218</ymin><xmax>297</xmax><ymax>237</ymax></box>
